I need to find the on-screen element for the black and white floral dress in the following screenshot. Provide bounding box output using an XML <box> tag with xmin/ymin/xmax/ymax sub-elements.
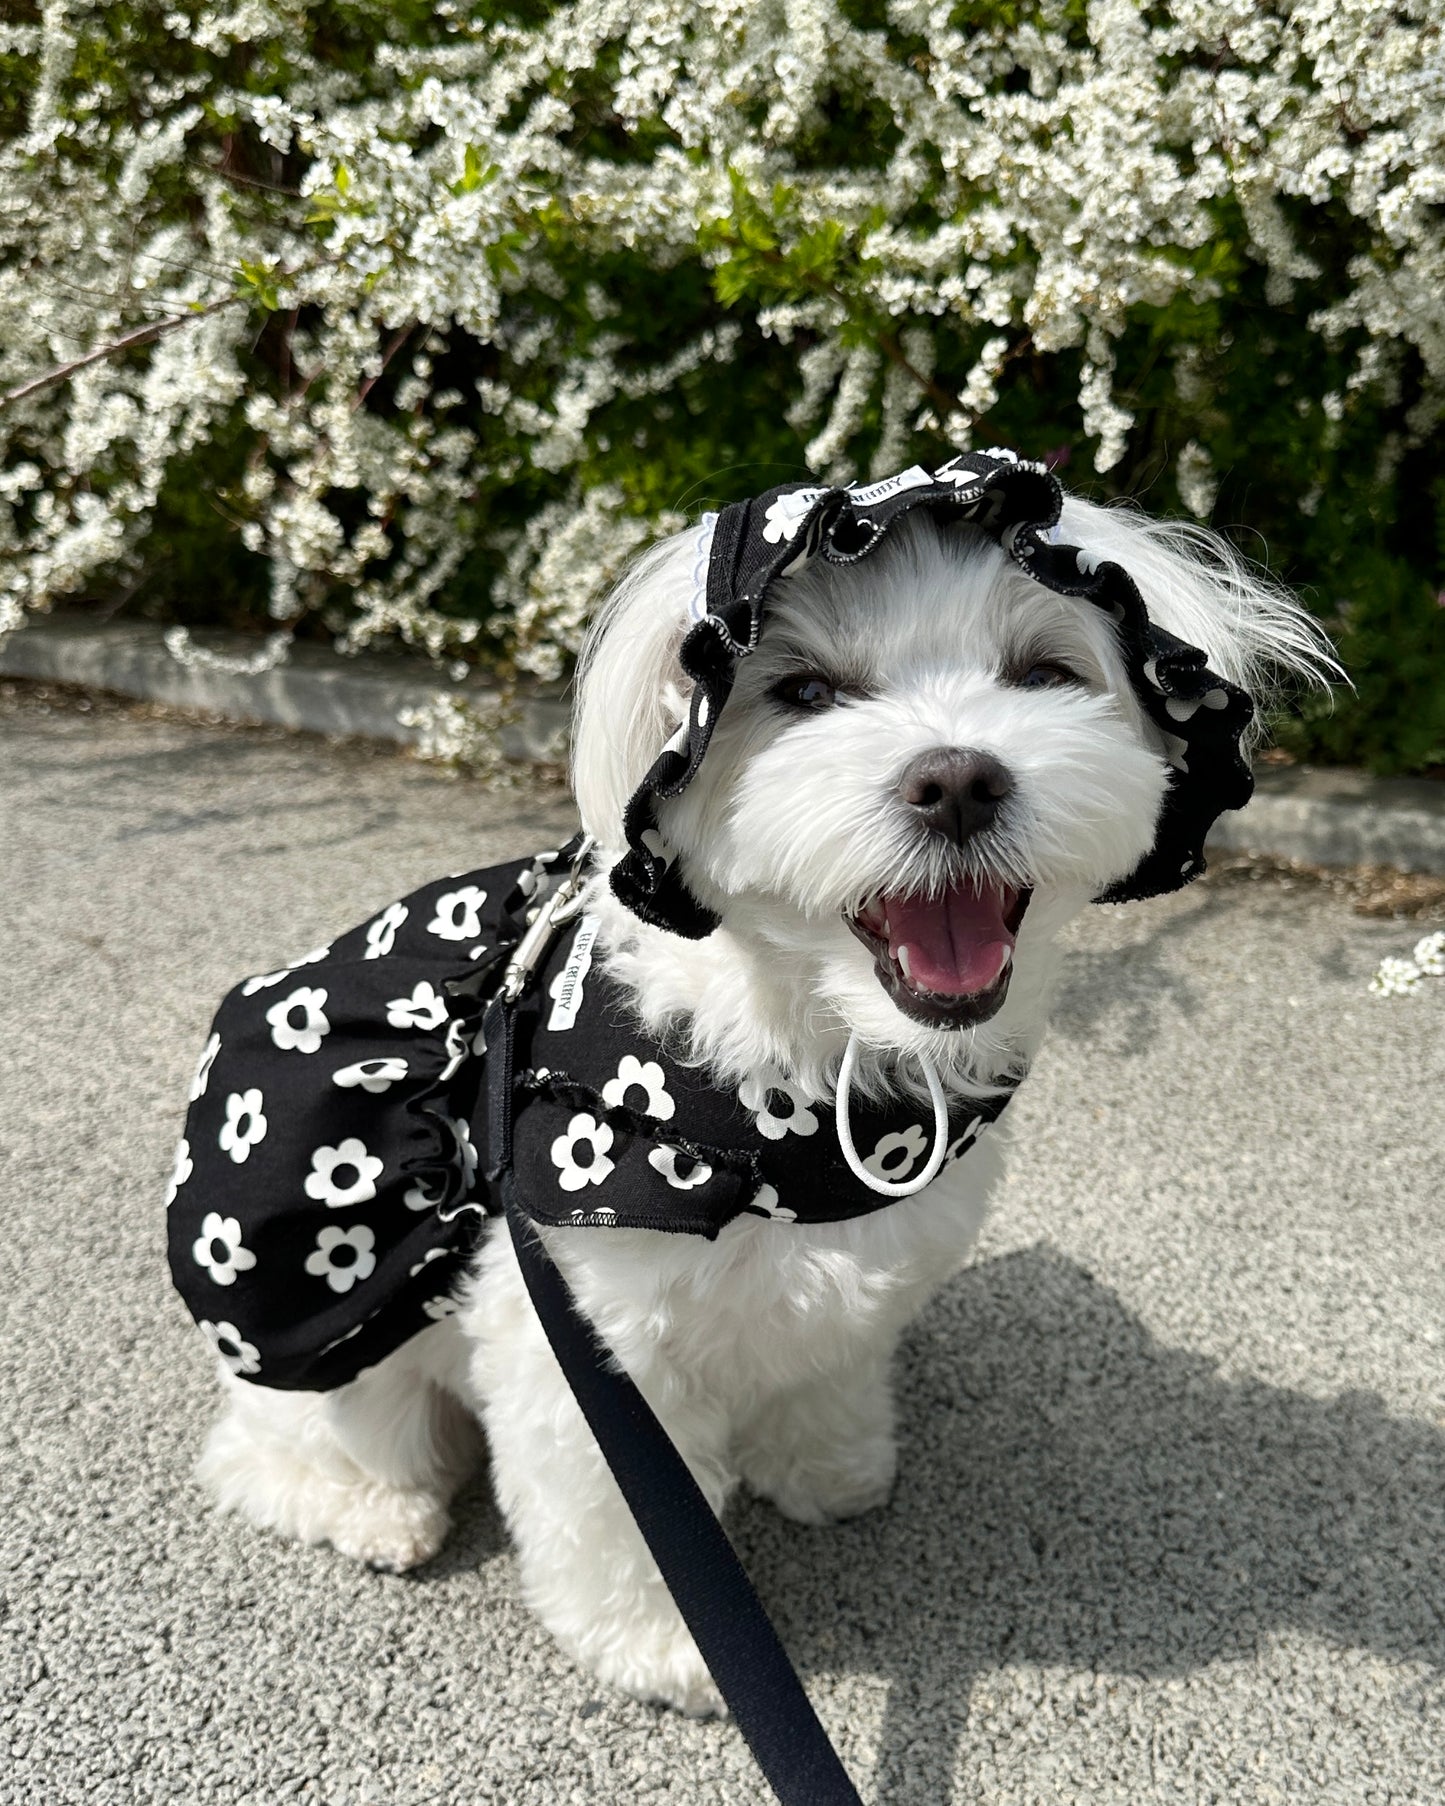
<box><xmin>167</xmin><ymin>845</ymin><xmax>1019</xmax><ymax>1393</ymax></box>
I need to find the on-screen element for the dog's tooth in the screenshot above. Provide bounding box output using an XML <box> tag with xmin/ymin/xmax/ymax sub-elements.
<box><xmin>999</xmin><ymin>944</ymin><xmax>1013</xmax><ymax>970</ymax></box>
<box><xmin>897</xmin><ymin>943</ymin><xmax>913</xmax><ymax>981</ymax></box>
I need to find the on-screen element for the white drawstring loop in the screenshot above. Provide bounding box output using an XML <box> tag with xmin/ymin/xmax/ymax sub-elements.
<box><xmin>835</xmin><ymin>1030</ymin><xmax>950</xmax><ymax>1198</ymax></box>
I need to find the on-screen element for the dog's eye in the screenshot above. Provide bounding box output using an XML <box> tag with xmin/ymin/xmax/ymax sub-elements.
<box><xmin>772</xmin><ymin>674</ymin><xmax>840</xmax><ymax>710</ymax></box>
<box><xmin>1016</xmin><ymin>661</ymin><xmax>1081</xmax><ymax>690</ymax></box>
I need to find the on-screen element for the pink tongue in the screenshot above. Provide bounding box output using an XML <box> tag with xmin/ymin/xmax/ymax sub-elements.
<box><xmin>885</xmin><ymin>881</ymin><xmax>1017</xmax><ymax>996</ymax></box>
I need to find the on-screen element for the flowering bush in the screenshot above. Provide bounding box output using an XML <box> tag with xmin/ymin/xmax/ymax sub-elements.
<box><xmin>1</xmin><ymin>1</ymin><xmax>1442</xmax><ymax>765</ymax></box>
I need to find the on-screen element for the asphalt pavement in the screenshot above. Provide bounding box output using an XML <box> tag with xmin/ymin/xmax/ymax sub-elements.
<box><xmin>1</xmin><ymin>689</ymin><xmax>1441</xmax><ymax>1806</ymax></box>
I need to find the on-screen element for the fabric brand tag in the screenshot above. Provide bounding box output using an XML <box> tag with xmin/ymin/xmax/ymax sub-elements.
<box><xmin>846</xmin><ymin>466</ymin><xmax>932</xmax><ymax>506</ymax></box>
<box><xmin>547</xmin><ymin>915</ymin><xmax>601</xmax><ymax>1031</ymax></box>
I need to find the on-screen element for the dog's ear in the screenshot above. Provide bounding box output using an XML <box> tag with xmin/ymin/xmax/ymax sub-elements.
<box><xmin>571</xmin><ymin>528</ymin><xmax>696</xmax><ymax>845</ymax></box>
<box><xmin>1057</xmin><ymin>496</ymin><xmax>1341</xmax><ymax>751</ymax></box>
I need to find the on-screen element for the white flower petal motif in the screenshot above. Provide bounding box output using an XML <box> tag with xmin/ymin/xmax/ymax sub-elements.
<box><xmin>1413</xmin><ymin>932</ymin><xmax>1445</xmax><ymax>977</ymax></box>
<box><xmin>864</xmin><ymin>1123</ymin><xmax>929</xmax><ymax>1184</ymax></box>
<box><xmin>422</xmin><ymin>1295</ymin><xmax>459</xmax><ymax>1321</ymax></box>
<box><xmin>452</xmin><ymin>1118</ymin><xmax>478</xmax><ymax>1186</ymax></box>
<box><xmin>943</xmin><ymin>1117</ymin><xmax>989</xmax><ymax>1166</ymax></box>
<box><xmin>1369</xmin><ymin>956</ymin><xmax>1423</xmax><ymax>997</ymax></box>
<box><xmin>761</xmin><ymin>489</ymin><xmax>824</xmax><ymax>544</ymax></box>
<box><xmin>241</xmin><ymin>968</ymin><xmax>292</xmax><ymax>997</ymax></box>
<box><xmin>199</xmin><ymin>1319</ymin><xmax>261</xmax><ymax>1376</ymax></box>
<box><xmin>364</xmin><ymin>902</ymin><xmax>408</xmax><ymax>960</ymax></box>
<box><xmin>748</xmin><ymin>1182</ymin><xmax>797</xmax><ymax>1222</ymax></box>
<box><xmin>738</xmin><ymin>1070</ymin><xmax>819</xmax><ymax>1140</ymax></box>
<box><xmin>265</xmin><ymin>985</ymin><xmax>330</xmax><ymax>1054</ymax></box>
<box><xmin>332</xmin><ymin>1056</ymin><xmax>408</xmax><ymax>1094</ymax></box>
<box><xmin>304</xmin><ymin>1224</ymin><xmax>377</xmax><ymax>1294</ymax></box>
<box><xmin>551</xmin><ymin>1113</ymin><xmax>615</xmax><ymax>1192</ymax></box>
<box><xmin>427</xmin><ymin>885</ymin><xmax>488</xmax><ymax>942</ymax></box>
<box><xmin>218</xmin><ymin>1089</ymin><xmax>267</xmax><ymax>1164</ymax></box>
<box><xmin>304</xmin><ymin>1137</ymin><xmax>384</xmax><ymax>1208</ymax></box>
<box><xmin>403</xmin><ymin>1177</ymin><xmax>445</xmax><ymax>1213</ymax></box>
<box><xmin>647</xmin><ymin>1145</ymin><xmax>713</xmax><ymax>1190</ymax></box>
<box><xmin>409</xmin><ymin>1247</ymin><xmax>448</xmax><ymax>1277</ymax></box>
<box><xmin>386</xmin><ymin>981</ymin><xmax>448</xmax><ymax>1031</ymax></box>
<box><xmin>1159</xmin><ymin>731</ymin><xmax>1191</xmax><ymax>773</ymax></box>
<box><xmin>291</xmin><ymin>945</ymin><xmax>330</xmax><ymax>966</ymax></box>
<box><xmin>192</xmin><ymin>1212</ymin><xmax>257</xmax><ymax>1286</ymax></box>
<box><xmin>165</xmin><ymin>1138</ymin><xmax>193</xmax><ymax>1207</ymax></box>
<box><xmin>189</xmin><ymin>1032</ymin><xmax>221</xmax><ymax>1101</ymax></box>
<box><xmin>515</xmin><ymin>856</ymin><xmax>556</xmax><ymax>901</ymax></box>
<box><xmin>601</xmin><ymin>1054</ymin><xmax>675</xmax><ymax>1121</ymax></box>
<box><xmin>439</xmin><ymin>1015</ymin><xmax>469</xmax><ymax>1082</ymax></box>
<box><xmin>640</xmin><ymin>827</ymin><xmax>676</xmax><ymax>868</ymax></box>
<box><xmin>751</xmin><ymin>1177</ymin><xmax>794</xmax><ymax>1220</ymax></box>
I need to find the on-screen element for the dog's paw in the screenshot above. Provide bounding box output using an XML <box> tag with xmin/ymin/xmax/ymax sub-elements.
<box><xmin>744</xmin><ymin>1438</ymin><xmax>897</xmax><ymax>1526</ymax></box>
<box><xmin>326</xmin><ymin>1483</ymin><xmax>451</xmax><ymax>1573</ymax></box>
<box><xmin>605</xmin><ymin>1639</ymin><xmax>727</xmax><ymax>1719</ymax></box>
<box><xmin>560</xmin><ymin>1616</ymin><xmax>726</xmax><ymax>1718</ymax></box>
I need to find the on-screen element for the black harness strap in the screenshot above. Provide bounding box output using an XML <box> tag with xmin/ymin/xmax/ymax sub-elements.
<box><xmin>485</xmin><ymin>996</ymin><xmax>865</xmax><ymax>1806</ymax></box>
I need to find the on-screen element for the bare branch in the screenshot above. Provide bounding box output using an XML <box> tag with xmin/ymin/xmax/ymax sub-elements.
<box><xmin>354</xmin><ymin>319</ymin><xmax>420</xmax><ymax>410</ymax></box>
<box><xmin>0</xmin><ymin>296</ymin><xmax>242</xmax><ymax>409</ymax></box>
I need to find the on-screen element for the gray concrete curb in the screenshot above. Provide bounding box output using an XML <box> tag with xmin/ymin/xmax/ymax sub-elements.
<box><xmin>0</xmin><ymin>611</ymin><xmax>568</xmax><ymax>762</ymax></box>
<box><xmin>5</xmin><ymin>611</ymin><xmax>1445</xmax><ymax>876</ymax></box>
<box><xmin>1205</xmin><ymin>763</ymin><xmax>1445</xmax><ymax>876</ymax></box>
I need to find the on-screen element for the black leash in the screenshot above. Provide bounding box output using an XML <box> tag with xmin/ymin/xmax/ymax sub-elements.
<box><xmin>483</xmin><ymin>981</ymin><xmax>866</xmax><ymax>1806</ymax></box>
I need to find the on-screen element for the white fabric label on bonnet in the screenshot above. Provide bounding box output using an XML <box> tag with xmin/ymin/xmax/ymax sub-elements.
<box><xmin>846</xmin><ymin>465</ymin><xmax>932</xmax><ymax>506</ymax></box>
<box><xmin>547</xmin><ymin>915</ymin><xmax>602</xmax><ymax>1031</ymax></box>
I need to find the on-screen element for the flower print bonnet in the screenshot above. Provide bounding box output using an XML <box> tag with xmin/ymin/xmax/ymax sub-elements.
<box><xmin>612</xmin><ymin>450</ymin><xmax>1256</xmax><ymax>938</ymax></box>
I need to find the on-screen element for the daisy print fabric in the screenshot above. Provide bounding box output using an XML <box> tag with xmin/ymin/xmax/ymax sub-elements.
<box><xmin>499</xmin><ymin>918</ymin><xmax>1021</xmax><ymax>1239</ymax></box>
<box><xmin>168</xmin><ymin>840</ymin><xmax>1020</xmax><ymax>1393</ymax></box>
<box><xmin>167</xmin><ymin>847</ymin><xmax>577</xmax><ymax>1392</ymax></box>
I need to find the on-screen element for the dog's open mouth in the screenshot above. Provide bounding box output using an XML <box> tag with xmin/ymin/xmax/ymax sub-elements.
<box><xmin>847</xmin><ymin>880</ymin><xmax>1032</xmax><ymax>1029</ymax></box>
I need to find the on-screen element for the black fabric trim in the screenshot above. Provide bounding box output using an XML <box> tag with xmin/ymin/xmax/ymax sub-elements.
<box><xmin>611</xmin><ymin>453</ymin><xmax>1255</xmax><ymax>934</ymax></box>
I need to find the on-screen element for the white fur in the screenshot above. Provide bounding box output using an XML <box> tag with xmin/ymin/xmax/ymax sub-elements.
<box><xmin>196</xmin><ymin>496</ymin><xmax>1335</xmax><ymax>1714</ymax></box>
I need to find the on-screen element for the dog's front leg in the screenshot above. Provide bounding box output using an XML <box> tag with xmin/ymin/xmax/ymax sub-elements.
<box><xmin>734</xmin><ymin>1344</ymin><xmax>898</xmax><ymax>1525</ymax></box>
<box><xmin>467</xmin><ymin>1233</ymin><xmax>733</xmax><ymax>1717</ymax></box>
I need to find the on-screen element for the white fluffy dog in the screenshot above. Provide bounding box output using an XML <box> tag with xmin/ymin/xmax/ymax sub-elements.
<box><xmin>195</xmin><ymin>478</ymin><xmax>1330</xmax><ymax>1716</ymax></box>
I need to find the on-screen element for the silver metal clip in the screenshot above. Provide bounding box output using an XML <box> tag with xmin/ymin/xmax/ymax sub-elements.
<box><xmin>497</xmin><ymin>835</ymin><xmax>596</xmax><ymax>1004</ymax></box>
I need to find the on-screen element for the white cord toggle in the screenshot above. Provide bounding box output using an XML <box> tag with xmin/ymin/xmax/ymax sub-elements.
<box><xmin>835</xmin><ymin>1031</ymin><xmax>950</xmax><ymax>1198</ymax></box>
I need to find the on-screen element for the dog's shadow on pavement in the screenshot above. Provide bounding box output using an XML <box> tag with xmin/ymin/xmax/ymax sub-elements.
<box><xmin>729</xmin><ymin>1246</ymin><xmax>1445</xmax><ymax>1803</ymax></box>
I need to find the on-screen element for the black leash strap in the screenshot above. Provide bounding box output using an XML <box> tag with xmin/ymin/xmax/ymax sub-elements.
<box><xmin>483</xmin><ymin>990</ymin><xmax>865</xmax><ymax>1806</ymax></box>
<box><xmin>504</xmin><ymin>1188</ymin><xmax>865</xmax><ymax>1806</ymax></box>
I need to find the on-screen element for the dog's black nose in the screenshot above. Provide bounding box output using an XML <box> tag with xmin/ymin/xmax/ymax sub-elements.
<box><xmin>898</xmin><ymin>747</ymin><xmax>1014</xmax><ymax>846</ymax></box>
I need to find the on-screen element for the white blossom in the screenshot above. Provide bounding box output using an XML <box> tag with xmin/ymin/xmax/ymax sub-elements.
<box><xmin>1176</xmin><ymin>441</ymin><xmax>1219</xmax><ymax>521</ymax></box>
<box><xmin>1412</xmin><ymin>932</ymin><xmax>1445</xmax><ymax>977</ymax></box>
<box><xmin>1368</xmin><ymin>956</ymin><xmax>1423</xmax><ymax>997</ymax></box>
<box><xmin>2</xmin><ymin>0</ymin><xmax>1441</xmax><ymax>702</ymax></box>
